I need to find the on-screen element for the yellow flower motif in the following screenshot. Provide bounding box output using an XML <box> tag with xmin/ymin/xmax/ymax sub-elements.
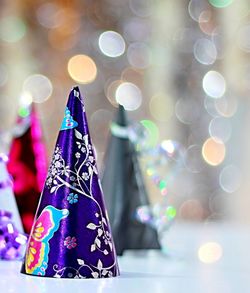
<box><xmin>26</xmin><ymin>243</ymin><xmax>37</xmax><ymax>267</ymax></box>
<box><xmin>33</xmin><ymin>222</ymin><xmax>44</xmax><ymax>239</ymax></box>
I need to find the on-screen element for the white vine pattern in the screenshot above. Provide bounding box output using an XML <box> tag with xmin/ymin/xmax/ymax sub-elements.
<box><xmin>46</xmin><ymin>128</ymin><xmax>113</xmax><ymax>256</ymax></box>
<box><xmin>53</xmin><ymin>258</ymin><xmax>116</xmax><ymax>279</ymax></box>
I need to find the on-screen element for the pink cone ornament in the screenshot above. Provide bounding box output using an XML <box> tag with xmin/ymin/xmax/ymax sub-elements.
<box><xmin>8</xmin><ymin>106</ymin><xmax>47</xmax><ymax>233</ymax></box>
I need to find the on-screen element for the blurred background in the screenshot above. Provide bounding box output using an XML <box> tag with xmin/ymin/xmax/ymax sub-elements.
<box><xmin>0</xmin><ymin>0</ymin><xmax>249</xmax><ymax>230</ymax></box>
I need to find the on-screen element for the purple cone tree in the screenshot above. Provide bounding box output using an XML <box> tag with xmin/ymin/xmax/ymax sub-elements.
<box><xmin>21</xmin><ymin>87</ymin><xmax>119</xmax><ymax>279</ymax></box>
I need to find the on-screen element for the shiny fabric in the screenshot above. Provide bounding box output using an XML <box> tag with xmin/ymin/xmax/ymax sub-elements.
<box><xmin>21</xmin><ymin>87</ymin><xmax>119</xmax><ymax>279</ymax></box>
<box><xmin>8</xmin><ymin>106</ymin><xmax>47</xmax><ymax>233</ymax></box>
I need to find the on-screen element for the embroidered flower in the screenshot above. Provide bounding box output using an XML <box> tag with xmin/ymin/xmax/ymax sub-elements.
<box><xmin>64</xmin><ymin>236</ymin><xmax>77</xmax><ymax>249</ymax></box>
<box><xmin>55</xmin><ymin>152</ymin><xmax>61</xmax><ymax>159</ymax></box>
<box><xmin>55</xmin><ymin>161</ymin><xmax>62</xmax><ymax>168</ymax></box>
<box><xmin>75</xmin><ymin>152</ymin><xmax>81</xmax><ymax>159</ymax></box>
<box><xmin>51</xmin><ymin>168</ymin><xmax>57</xmax><ymax>176</ymax></box>
<box><xmin>47</xmin><ymin>177</ymin><xmax>52</xmax><ymax>185</ymax></box>
<box><xmin>67</xmin><ymin>193</ymin><xmax>78</xmax><ymax>204</ymax></box>
<box><xmin>82</xmin><ymin>172</ymin><xmax>89</xmax><ymax>180</ymax></box>
<box><xmin>55</xmin><ymin>147</ymin><xmax>60</xmax><ymax>153</ymax></box>
<box><xmin>88</xmin><ymin>156</ymin><xmax>94</xmax><ymax>163</ymax></box>
<box><xmin>46</xmin><ymin>146</ymin><xmax>65</xmax><ymax>187</ymax></box>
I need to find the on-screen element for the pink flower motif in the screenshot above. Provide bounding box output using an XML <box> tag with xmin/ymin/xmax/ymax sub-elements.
<box><xmin>64</xmin><ymin>236</ymin><xmax>77</xmax><ymax>249</ymax></box>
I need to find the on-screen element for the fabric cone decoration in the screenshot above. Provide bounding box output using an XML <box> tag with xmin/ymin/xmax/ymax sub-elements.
<box><xmin>101</xmin><ymin>105</ymin><xmax>161</xmax><ymax>255</ymax></box>
<box><xmin>8</xmin><ymin>106</ymin><xmax>47</xmax><ymax>233</ymax></box>
<box><xmin>0</xmin><ymin>155</ymin><xmax>24</xmax><ymax>233</ymax></box>
<box><xmin>21</xmin><ymin>87</ymin><xmax>119</xmax><ymax>279</ymax></box>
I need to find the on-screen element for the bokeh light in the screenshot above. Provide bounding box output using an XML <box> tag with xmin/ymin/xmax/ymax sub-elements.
<box><xmin>129</xmin><ymin>0</ymin><xmax>152</xmax><ymax>17</ymax></box>
<box><xmin>198</xmin><ymin>10</ymin><xmax>216</xmax><ymax>36</ymax></box>
<box><xmin>209</xmin><ymin>117</ymin><xmax>232</xmax><ymax>143</ymax></box>
<box><xmin>179</xmin><ymin>199</ymin><xmax>204</xmax><ymax>220</ymax></box>
<box><xmin>184</xmin><ymin>145</ymin><xmax>205</xmax><ymax>173</ymax></box>
<box><xmin>193</xmin><ymin>38</ymin><xmax>217</xmax><ymax>65</ymax></box>
<box><xmin>136</xmin><ymin>205</ymin><xmax>152</xmax><ymax>223</ymax></box>
<box><xmin>98</xmin><ymin>31</ymin><xmax>126</xmax><ymax>57</ymax></box>
<box><xmin>115</xmin><ymin>82</ymin><xmax>142</xmax><ymax>111</ymax></box>
<box><xmin>212</xmin><ymin>27</ymin><xmax>226</xmax><ymax>59</ymax></box>
<box><xmin>127</xmin><ymin>42</ymin><xmax>151</xmax><ymax>69</ymax></box>
<box><xmin>208</xmin><ymin>0</ymin><xmax>233</xmax><ymax>8</ymax></box>
<box><xmin>214</xmin><ymin>95</ymin><xmax>238</xmax><ymax>117</ymax></box>
<box><xmin>159</xmin><ymin>180</ymin><xmax>167</xmax><ymax>195</ymax></box>
<box><xmin>23</xmin><ymin>74</ymin><xmax>53</xmax><ymax>103</ymax></box>
<box><xmin>204</xmin><ymin>96</ymin><xmax>219</xmax><ymax>117</ymax></box>
<box><xmin>149</xmin><ymin>93</ymin><xmax>173</xmax><ymax>122</ymax></box>
<box><xmin>105</xmin><ymin>79</ymin><xmax>122</xmax><ymax>107</ymax></box>
<box><xmin>0</xmin><ymin>16</ymin><xmax>26</xmax><ymax>43</ymax></box>
<box><xmin>203</xmin><ymin>71</ymin><xmax>226</xmax><ymax>98</ymax></box>
<box><xmin>175</xmin><ymin>98</ymin><xmax>199</xmax><ymax>124</ymax></box>
<box><xmin>20</xmin><ymin>92</ymin><xmax>33</xmax><ymax>107</ymax></box>
<box><xmin>36</xmin><ymin>3</ymin><xmax>60</xmax><ymax>29</ymax></box>
<box><xmin>121</xmin><ymin>67</ymin><xmax>144</xmax><ymax>86</ymax></box>
<box><xmin>161</xmin><ymin>140</ymin><xmax>175</xmax><ymax>155</ymax></box>
<box><xmin>188</xmin><ymin>0</ymin><xmax>209</xmax><ymax>22</ymax></box>
<box><xmin>68</xmin><ymin>55</ymin><xmax>97</xmax><ymax>84</ymax></box>
<box><xmin>166</xmin><ymin>206</ymin><xmax>177</xmax><ymax>220</ymax></box>
<box><xmin>140</xmin><ymin>120</ymin><xmax>159</xmax><ymax>148</ymax></box>
<box><xmin>202</xmin><ymin>137</ymin><xmax>226</xmax><ymax>166</ymax></box>
<box><xmin>209</xmin><ymin>190</ymin><xmax>229</xmax><ymax>214</ymax></box>
<box><xmin>198</xmin><ymin>242</ymin><xmax>223</xmax><ymax>264</ymax></box>
<box><xmin>123</xmin><ymin>17</ymin><xmax>150</xmax><ymax>42</ymax></box>
<box><xmin>219</xmin><ymin>165</ymin><xmax>241</xmax><ymax>193</ymax></box>
<box><xmin>18</xmin><ymin>107</ymin><xmax>30</xmax><ymax>118</ymax></box>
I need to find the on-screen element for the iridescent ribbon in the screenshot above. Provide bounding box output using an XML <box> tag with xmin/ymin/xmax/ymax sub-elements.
<box><xmin>0</xmin><ymin>210</ymin><xmax>27</xmax><ymax>260</ymax></box>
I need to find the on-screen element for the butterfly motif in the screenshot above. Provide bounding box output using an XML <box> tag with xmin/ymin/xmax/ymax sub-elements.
<box><xmin>61</xmin><ymin>107</ymin><xmax>78</xmax><ymax>130</ymax></box>
<box><xmin>25</xmin><ymin>205</ymin><xmax>69</xmax><ymax>276</ymax></box>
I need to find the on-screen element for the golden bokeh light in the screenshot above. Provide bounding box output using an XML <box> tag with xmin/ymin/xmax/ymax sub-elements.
<box><xmin>179</xmin><ymin>199</ymin><xmax>204</xmax><ymax>221</ymax></box>
<box><xmin>121</xmin><ymin>67</ymin><xmax>143</xmax><ymax>88</ymax></box>
<box><xmin>202</xmin><ymin>137</ymin><xmax>226</xmax><ymax>166</ymax></box>
<box><xmin>67</xmin><ymin>54</ymin><xmax>97</xmax><ymax>84</ymax></box>
<box><xmin>198</xmin><ymin>242</ymin><xmax>223</xmax><ymax>264</ymax></box>
<box><xmin>105</xmin><ymin>79</ymin><xmax>123</xmax><ymax>107</ymax></box>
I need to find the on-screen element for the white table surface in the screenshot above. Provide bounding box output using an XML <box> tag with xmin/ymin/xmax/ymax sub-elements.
<box><xmin>1</xmin><ymin>222</ymin><xmax>250</xmax><ymax>293</ymax></box>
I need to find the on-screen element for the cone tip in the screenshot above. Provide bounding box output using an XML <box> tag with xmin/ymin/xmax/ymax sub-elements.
<box><xmin>116</xmin><ymin>104</ymin><xmax>127</xmax><ymax>126</ymax></box>
<box><xmin>71</xmin><ymin>85</ymin><xmax>80</xmax><ymax>93</ymax></box>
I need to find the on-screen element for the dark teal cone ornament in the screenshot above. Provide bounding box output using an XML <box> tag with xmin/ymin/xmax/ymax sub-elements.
<box><xmin>101</xmin><ymin>105</ymin><xmax>161</xmax><ymax>255</ymax></box>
